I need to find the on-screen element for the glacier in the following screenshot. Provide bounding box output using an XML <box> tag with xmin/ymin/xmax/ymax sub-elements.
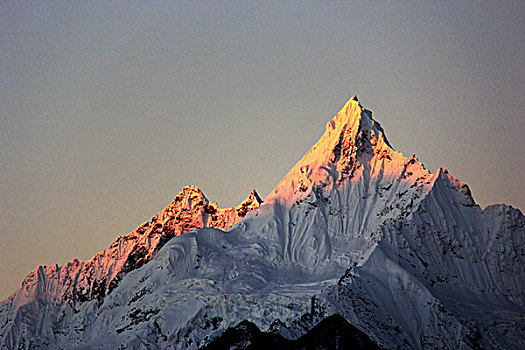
<box><xmin>0</xmin><ymin>96</ymin><xmax>523</xmax><ymax>349</ymax></box>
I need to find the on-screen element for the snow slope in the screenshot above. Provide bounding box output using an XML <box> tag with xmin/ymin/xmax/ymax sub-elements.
<box><xmin>0</xmin><ymin>96</ymin><xmax>523</xmax><ymax>349</ymax></box>
<box><xmin>305</xmin><ymin>199</ymin><xmax>524</xmax><ymax>349</ymax></box>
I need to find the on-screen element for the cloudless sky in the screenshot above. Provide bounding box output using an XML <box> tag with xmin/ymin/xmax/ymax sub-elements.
<box><xmin>1</xmin><ymin>1</ymin><xmax>523</xmax><ymax>299</ymax></box>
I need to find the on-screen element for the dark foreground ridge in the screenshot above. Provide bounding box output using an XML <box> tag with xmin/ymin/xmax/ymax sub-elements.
<box><xmin>201</xmin><ymin>314</ymin><xmax>382</xmax><ymax>350</ymax></box>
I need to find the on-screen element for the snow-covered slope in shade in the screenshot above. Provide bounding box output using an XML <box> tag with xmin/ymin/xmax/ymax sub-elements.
<box><xmin>299</xmin><ymin>200</ymin><xmax>524</xmax><ymax>349</ymax></box>
<box><xmin>1</xmin><ymin>96</ymin><xmax>523</xmax><ymax>349</ymax></box>
<box><xmin>0</xmin><ymin>187</ymin><xmax>261</xmax><ymax>348</ymax></box>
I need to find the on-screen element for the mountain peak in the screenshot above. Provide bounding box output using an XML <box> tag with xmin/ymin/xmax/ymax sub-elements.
<box><xmin>266</xmin><ymin>98</ymin><xmax>396</xmax><ymax>204</ymax></box>
<box><xmin>324</xmin><ymin>96</ymin><xmax>395</xmax><ymax>165</ymax></box>
<box><xmin>247</xmin><ymin>189</ymin><xmax>263</xmax><ymax>205</ymax></box>
<box><xmin>177</xmin><ymin>185</ymin><xmax>203</xmax><ymax>196</ymax></box>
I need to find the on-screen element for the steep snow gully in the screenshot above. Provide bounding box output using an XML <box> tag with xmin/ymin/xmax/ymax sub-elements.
<box><xmin>1</xmin><ymin>96</ymin><xmax>523</xmax><ymax>349</ymax></box>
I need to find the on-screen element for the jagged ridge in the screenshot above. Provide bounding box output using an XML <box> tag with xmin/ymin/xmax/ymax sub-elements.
<box><xmin>20</xmin><ymin>186</ymin><xmax>262</xmax><ymax>304</ymax></box>
<box><xmin>0</xmin><ymin>187</ymin><xmax>261</xmax><ymax>348</ymax></box>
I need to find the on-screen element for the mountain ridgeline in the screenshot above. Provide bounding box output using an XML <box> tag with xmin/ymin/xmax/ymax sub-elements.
<box><xmin>1</xmin><ymin>96</ymin><xmax>523</xmax><ymax>349</ymax></box>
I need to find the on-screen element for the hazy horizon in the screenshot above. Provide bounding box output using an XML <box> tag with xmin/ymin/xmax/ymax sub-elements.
<box><xmin>1</xmin><ymin>1</ymin><xmax>523</xmax><ymax>299</ymax></box>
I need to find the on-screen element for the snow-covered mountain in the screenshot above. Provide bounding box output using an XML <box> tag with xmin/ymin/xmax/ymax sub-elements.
<box><xmin>0</xmin><ymin>187</ymin><xmax>262</xmax><ymax>347</ymax></box>
<box><xmin>1</xmin><ymin>96</ymin><xmax>523</xmax><ymax>349</ymax></box>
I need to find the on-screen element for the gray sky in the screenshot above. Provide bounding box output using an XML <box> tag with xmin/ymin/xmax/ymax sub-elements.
<box><xmin>1</xmin><ymin>1</ymin><xmax>523</xmax><ymax>299</ymax></box>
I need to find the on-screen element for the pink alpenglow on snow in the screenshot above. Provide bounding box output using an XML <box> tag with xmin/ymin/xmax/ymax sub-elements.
<box><xmin>5</xmin><ymin>186</ymin><xmax>262</xmax><ymax>308</ymax></box>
